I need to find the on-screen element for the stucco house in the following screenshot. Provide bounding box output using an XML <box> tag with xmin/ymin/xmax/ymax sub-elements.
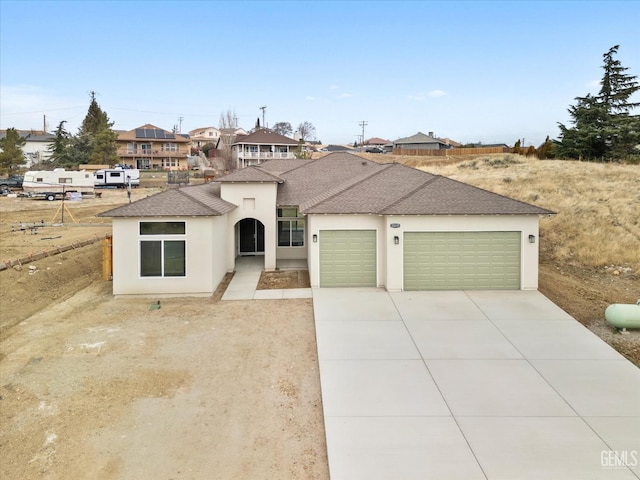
<box><xmin>188</xmin><ymin>126</ymin><xmax>221</xmax><ymax>152</ymax></box>
<box><xmin>99</xmin><ymin>152</ymin><xmax>553</xmax><ymax>296</ymax></box>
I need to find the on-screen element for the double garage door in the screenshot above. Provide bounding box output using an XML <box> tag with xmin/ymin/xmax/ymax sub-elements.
<box><xmin>319</xmin><ymin>229</ymin><xmax>521</xmax><ymax>289</ymax></box>
<box><xmin>404</xmin><ymin>231</ymin><xmax>521</xmax><ymax>290</ymax></box>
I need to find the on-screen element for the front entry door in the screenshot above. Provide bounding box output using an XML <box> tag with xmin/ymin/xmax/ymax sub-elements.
<box><xmin>239</xmin><ymin>218</ymin><xmax>265</xmax><ymax>255</ymax></box>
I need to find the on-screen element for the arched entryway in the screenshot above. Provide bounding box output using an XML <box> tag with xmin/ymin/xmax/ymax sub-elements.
<box><xmin>237</xmin><ymin>218</ymin><xmax>265</xmax><ymax>256</ymax></box>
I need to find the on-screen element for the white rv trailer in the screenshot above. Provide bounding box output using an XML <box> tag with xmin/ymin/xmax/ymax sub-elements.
<box><xmin>22</xmin><ymin>169</ymin><xmax>95</xmax><ymax>199</ymax></box>
<box><xmin>94</xmin><ymin>168</ymin><xmax>140</xmax><ymax>188</ymax></box>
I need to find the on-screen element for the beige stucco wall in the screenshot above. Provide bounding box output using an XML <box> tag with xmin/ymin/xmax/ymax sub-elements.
<box><xmin>220</xmin><ymin>182</ymin><xmax>277</xmax><ymax>271</ymax></box>
<box><xmin>111</xmin><ymin>216</ymin><xmax>226</xmax><ymax>296</ymax></box>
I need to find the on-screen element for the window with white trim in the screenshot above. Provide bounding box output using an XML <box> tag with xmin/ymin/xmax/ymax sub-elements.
<box><xmin>277</xmin><ymin>208</ymin><xmax>304</xmax><ymax>247</ymax></box>
<box><xmin>139</xmin><ymin>222</ymin><xmax>186</xmax><ymax>277</ymax></box>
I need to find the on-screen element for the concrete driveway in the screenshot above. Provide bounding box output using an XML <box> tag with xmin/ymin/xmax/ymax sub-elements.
<box><xmin>312</xmin><ymin>288</ymin><xmax>640</xmax><ymax>480</ymax></box>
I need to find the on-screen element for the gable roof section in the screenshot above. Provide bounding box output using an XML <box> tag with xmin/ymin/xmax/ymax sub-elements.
<box><xmin>276</xmin><ymin>153</ymin><xmax>380</xmax><ymax>206</ymax></box>
<box><xmin>299</xmin><ymin>161</ymin><xmax>554</xmax><ymax>216</ymax></box>
<box><xmin>215</xmin><ymin>165</ymin><xmax>284</xmax><ymax>183</ymax></box>
<box><xmin>379</xmin><ymin>173</ymin><xmax>554</xmax><ymax>215</ymax></box>
<box><xmin>394</xmin><ymin>131</ymin><xmax>444</xmax><ymax>145</ymax></box>
<box><xmin>117</xmin><ymin>124</ymin><xmax>189</xmax><ymax>143</ymax></box>
<box><xmin>99</xmin><ymin>183</ymin><xmax>236</xmax><ymax>217</ymax></box>
<box><xmin>256</xmin><ymin>158</ymin><xmax>314</xmax><ymax>175</ymax></box>
<box><xmin>232</xmin><ymin>128</ymin><xmax>298</xmax><ymax>146</ymax></box>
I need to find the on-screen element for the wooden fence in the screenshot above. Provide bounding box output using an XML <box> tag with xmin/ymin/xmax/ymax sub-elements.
<box><xmin>392</xmin><ymin>147</ymin><xmax>511</xmax><ymax>156</ymax></box>
<box><xmin>0</xmin><ymin>234</ymin><xmax>108</xmax><ymax>272</ymax></box>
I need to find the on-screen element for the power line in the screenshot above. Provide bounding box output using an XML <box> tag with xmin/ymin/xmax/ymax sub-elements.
<box><xmin>359</xmin><ymin>120</ymin><xmax>368</xmax><ymax>150</ymax></box>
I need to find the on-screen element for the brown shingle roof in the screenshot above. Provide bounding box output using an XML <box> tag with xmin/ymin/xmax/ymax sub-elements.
<box><xmin>300</xmin><ymin>162</ymin><xmax>553</xmax><ymax>215</ymax></box>
<box><xmin>232</xmin><ymin>128</ymin><xmax>298</xmax><ymax>146</ymax></box>
<box><xmin>276</xmin><ymin>153</ymin><xmax>380</xmax><ymax>206</ymax></box>
<box><xmin>214</xmin><ymin>165</ymin><xmax>284</xmax><ymax>183</ymax></box>
<box><xmin>98</xmin><ymin>183</ymin><xmax>236</xmax><ymax>217</ymax></box>
<box><xmin>99</xmin><ymin>153</ymin><xmax>554</xmax><ymax>218</ymax></box>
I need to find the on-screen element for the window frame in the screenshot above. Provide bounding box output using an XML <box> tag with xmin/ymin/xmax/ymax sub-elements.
<box><xmin>139</xmin><ymin>221</ymin><xmax>187</xmax><ymax>277</ymax></box>
<box><xmin>277</xmin><ymin>207</ymin><xmax>305</xmax><ymax>247</ymax></box>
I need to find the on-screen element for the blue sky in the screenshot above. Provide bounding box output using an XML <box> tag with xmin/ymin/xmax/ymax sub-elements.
<box><xmin>1</xmin><ymin>0</ymin><xmax>639</xmax><ymax>146</ymax></box>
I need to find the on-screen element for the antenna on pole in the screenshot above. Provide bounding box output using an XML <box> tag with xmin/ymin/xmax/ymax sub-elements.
<box><xmin>260</xmin><ymin>106</ymin><xmax>267</xmax><ymax>129</ymax></box>
<box><xmin>178</xmin><ymin>116</ymin><xmax>183</xmax><ymax>134</ymax></box>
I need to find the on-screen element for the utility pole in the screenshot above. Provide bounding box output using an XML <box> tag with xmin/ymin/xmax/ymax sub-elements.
<box><xmin>359</xmin><ymin>121</ymin><xmax>368</xmax><ymax>151</ymax></box>
<box><xmin>260</xmin><ymin>106</ymin><xmax>267</xmax><ymax>129</ymax></box>
<box><xmin>178</xmin><ymin>116</ymin><xmax>184</xmax><ymax>134</ymax></box>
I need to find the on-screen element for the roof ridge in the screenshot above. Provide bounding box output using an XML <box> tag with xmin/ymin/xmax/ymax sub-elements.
<box><xmin>178</xmin><ymin>185</ymin><xmax>236</xmax><ymax>213</ymax></box>
<box><xmin>253</xmin><ymin>166</ymin><xmax>285</xmax><ymax>182</ymax></box>
<box><xmin>379</xmin><ymin>168</ymin><xmax>441</xmax><ymax>214</ymax></box>
<box><xmin>300</xmin><ymin>163</ymin><xmax>393</xmax><ymax>212</ymax></box>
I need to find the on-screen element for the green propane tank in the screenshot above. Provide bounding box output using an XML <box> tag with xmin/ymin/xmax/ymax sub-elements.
<box><xmin>605</xmin><ymin>299</ymin><xmax>640</xmax><ymax>330</ymax></box>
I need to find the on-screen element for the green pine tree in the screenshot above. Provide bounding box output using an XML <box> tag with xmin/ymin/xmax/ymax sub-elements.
<box><xmin>555</xmin><ymin>45</ymin><xmax>640</xmax><ymax>161</ymax></box>
<box><xmin>89</xmin><ymin>119</ymin><xmax>119</xmax><ymax>164</ymax></box>
<box><xmin>48</xmin><ymin>121</ymin><xmax>72</xmax><ymax>167</ymax></box>
<box><xmin>0</xmin><ymin>128</ymin><xmax>26</xmax><ymax>175</ymax></box>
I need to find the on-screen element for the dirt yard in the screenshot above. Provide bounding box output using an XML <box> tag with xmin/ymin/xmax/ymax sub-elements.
<box><xmin>0</xmin><ymin>190</ymin><xmax>328</xmax><ymax>480</ymax></box>
<box><xmin>0</xmin><ymin>176</ymin><xmax>638</xmax><ymax>479</ymax></box>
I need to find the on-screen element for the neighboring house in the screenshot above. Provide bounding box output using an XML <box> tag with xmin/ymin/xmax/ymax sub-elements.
<box><xmin>231</xmin><ymin>128</ymin><xmax>299</xmax><ymax>169</ymax></box>
<box><xmin>189</xmin><ymin>126</ymin><xmax>221</xmax><ymax>152</ymax></box>
<box><xmin>366</xmin><ymin>137</ymin><xmax>390</xmax><ymax>146</ymax></box>
<box><xmin>99</xmin><ymin>152</ymin><xmax>554</xmax><ymax>296</ymax></box>
<box><xmin>323</xmin><ymin>144</ymin><xmax>355</xmax><ymax>152</ymax></box>
<box><xmin>439</xmin><ymin>137</ymin><xmax>462</xmax><ymax>147</ymax></box>
<box><xmin>116</xmin><ymin>124</ymin><xmax>190</xmax><ymax>170</ymax></box>
<box><xmin>0</xmin><ymin>129</ymin><xmax>54</xmax><ymax>167</ymax></box>
<box><xmin>393</xmin><ymin>131</ymin><xmax>452</xmax><ymax>150</ymax></box>
<box><xmin>465</xmin><ymin>142</ymin><xmax>511</xmax><ymax>148</ymax></box>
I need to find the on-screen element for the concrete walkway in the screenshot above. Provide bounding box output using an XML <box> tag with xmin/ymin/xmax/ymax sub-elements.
<box><xmin>221</xmin><ymin>256</ymin><xmax>312</xmax><ymax>300</ymax></box>
<box><xmin>312</xmin><ymin>288</ymin><xmax>640</xmax><ymax>480</ymax></box>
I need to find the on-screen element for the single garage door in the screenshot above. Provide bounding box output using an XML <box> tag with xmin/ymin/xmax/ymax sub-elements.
<box><xmin>320</xmin><ymin>230</ymin><xmax>376</xmax><ymax>287</ymax></box>
<box><xmin>404</xmin><ymin>231</ymin><xmax>521</xmax><ymax>290</ymax></box>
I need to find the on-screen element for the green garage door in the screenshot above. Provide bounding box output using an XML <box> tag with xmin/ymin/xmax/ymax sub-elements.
<box><xmin>404</xmin><ymin>232</ymin><xmax>521</xmax><ymax>290</ymax></box>
<box><xmin>320</xmin><ymin>230</ymin><xmax>377</xmax><ymax>287</ymax></box>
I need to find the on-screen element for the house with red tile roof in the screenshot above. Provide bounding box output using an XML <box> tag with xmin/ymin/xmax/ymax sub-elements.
<box><xmin>99</xmin><ymin>152</ymin><xmax>553</xmax><ymax>296</ymax></box>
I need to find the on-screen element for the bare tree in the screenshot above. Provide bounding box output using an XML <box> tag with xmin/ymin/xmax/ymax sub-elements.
<box><xmin>272</xmin><ymin>122</ymin><xmax>293</xmax><ymax>136</ymax></box>
<box><xmin>297</xmin><ymin>121</ymin><xmax>316</xmax><ymax>141</ymax></box>
<box><xmin>218</xmin><ymin>108</ymin><xmax>238</xmax><ymax>171</ymax></box>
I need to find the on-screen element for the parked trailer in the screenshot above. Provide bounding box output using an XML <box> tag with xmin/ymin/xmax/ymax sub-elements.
<box><xmin>94</xmin><ymin>168</ymin><xmax>140</xmax><ymax>188</ymax></box>
<box><xmin>22</xmin><ymin>169</ymin><xmax>95</xmax><ymax>200</ymax></box>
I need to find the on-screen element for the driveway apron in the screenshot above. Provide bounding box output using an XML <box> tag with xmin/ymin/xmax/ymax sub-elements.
<box><xmin>312</xmin><ymin>288</ymin><xmax>640</xmax><ymax>480</ymax></box>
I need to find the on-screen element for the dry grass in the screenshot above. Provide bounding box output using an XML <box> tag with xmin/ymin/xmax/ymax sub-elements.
<box><xmin>408</xmin><ymin>155</ymin><xmax>640</xmax><ymax>269</ymax></box>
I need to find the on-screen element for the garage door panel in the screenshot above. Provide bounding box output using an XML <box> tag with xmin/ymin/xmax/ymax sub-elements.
<box><xmin>320</xmin><ymin>230</ymin><xmax>377</xmax><ymax>287</ymax></box>
<box><xmin>404</xmin><ymin>232</ymin><xmax>521</xmax><ymax>290</ymax></box>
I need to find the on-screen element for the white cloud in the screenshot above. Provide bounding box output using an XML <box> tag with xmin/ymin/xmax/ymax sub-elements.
<box><xmin>305</xmin><ymin>96</ymin><xmax>316</xmax><ymax>101</ymax></box>
<box><xmin>408</xmin><ymin>92</ymin><xmax>426</xmax><ymax>101</ymax></box>
<box><xmin>337</xmin><ymin>93</ymin><xmax>354</xmax><ymax>99</ymax></box>
<box><xmin>428</xmin><ymin>89</ymin><xmax>447</xmax><ymax>97</ymax></box>
<box><xmin>329</xmin><ymin>84</ymin><xmax>339</xmax><ymax>90</ymax></box>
